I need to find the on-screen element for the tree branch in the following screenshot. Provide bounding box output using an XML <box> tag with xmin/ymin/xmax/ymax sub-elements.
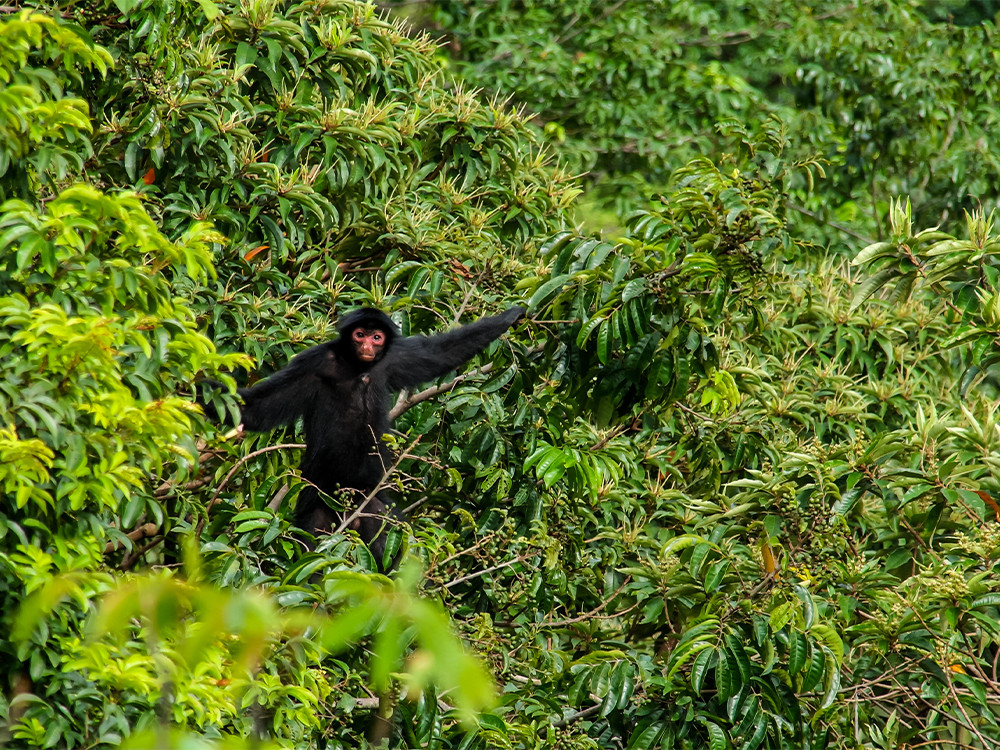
<box><xmin>119</xmin><ymin>535</ymin><xmax>165</xmax><ymax>571</ymax></box>
<box><xmin>543</xmin><ymin>579</ymin><xmax>633</xmax><ymax>628</ymax></box>
<box><xmin>268</xmin><ymin>483</ymin><xmax>291</xmax><ymax>512</ymax></box>
<box><xmin>335</xmin><ymin>436</ymin><xmax>421</xmax><ymax>534</ymax></box>
<box><xmin>787</xmin><ymin>201</ymin><xmax>875</xmax><ymax>245</ymax></box>
<box><xmin>551</xmin><ymin>701</ymin><xmax>603</xmax><ymax>729</ymax></box>
<box><xmin>443</xmin><ymin>550</ymin><xmax>536</xmax><ymax>589</ymax></box>
<box><xmin>104</xmin><ymin>522</ymin><xmax>159</xmax><ymax>554</ymax></box>
<box><xmin>390</xmin><ymin>364</ymin><xmax>494</xmax><ymax>420</ymax></box>
<box><xmin>195</xmin><ymin>441</ymin><xmax>305</xmax><ymax>536</ymax></box>
<box><xmin>154</xmin><ymin>475</ymin><xmax>212</xmax><ymax>499</ymax></box>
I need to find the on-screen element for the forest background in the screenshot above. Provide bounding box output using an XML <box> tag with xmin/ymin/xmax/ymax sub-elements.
<box><xmin>4</xmin><ymin>1</ymin><xmax>1000</xmax><ymax>748</ymax></box>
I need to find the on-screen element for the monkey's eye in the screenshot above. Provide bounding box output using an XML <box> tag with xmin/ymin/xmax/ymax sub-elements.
<box><xmin>372</xmin><ymin>332</ymin><xmax>384</xmax><ymax>344</ymax></box>
<box><xmin>352</xmin><ymin>329</ymin><xmax>367</xmax><ymax>342</ymax></box>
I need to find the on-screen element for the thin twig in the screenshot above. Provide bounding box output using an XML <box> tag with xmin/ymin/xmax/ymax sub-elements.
<box><xmin>443</xmin><ymin>551</ymin><xmax>536</xmax><ymax>589</ymax></box>
<box><xmin>154</xmin><ymin>476</ymin><xmax>212</xmax><ymax>498</ymax></box>
<box><xmin>390</xmin><ymin>364</ymin><xmax>494</xmax><ymax>420</ymax></box>
<box><xmin>195</xmin><ymin>442</ymin><xmax>305</xmax><ymax>536</ymax></box>
<box><xmin>452</xmin><ymin>275</ymin><xmax>482</xmax><ymax>324</ymax></box>
<box><xmin>551</xmin><ymin>702</ymin><xmax>603</xmax><ymax>729</ymax></box>
<box><xmin>589</xmin><ymin>425</ymin><xmax>627</xmax><ymax>452</ymax></box>
<box><xmin>510</xmin><ymin>674</ymin><xmax>543</xmax><ymax>686</ymax></box>
<box><xmin>945</xmin><ymin>670</ymin><xmax>993</xmax><ymax>749</ymax></box>
<box><xmin>787</xmin><ymin>201</ymin><xmax>875</xmax><ymax>245</ymax></box>
<box><xmin>400</xmin><ymin>495</ymin><xmax>430</xmax><ymax>515</ymax></box>
<box><xmin>432</xmin><ymin>532</ymin><xmax>499</xmax><ymax>571</ymax></box>
<box><xmin>119</xmin><ymin>535</ymin><xmax>165</xmax><ymax>571</ymax></box>
<box><xmin>335</xmin><ymin>437</ymin><xmax>421</xmax><ymax>534</ymax></box>
<box><xmin>543</xmin><ymin>579</ymin><xmax>632</xmax><ymax>628</ymax></box>
<box><xmin>555</xmin><ymin>0</ymin><xmax>628</xmax><ymax>46</ymax></box>
<box><xmin>723</xmin><ymin>571</ymin><xmax>777</xmax><ymax>619</ymax></box>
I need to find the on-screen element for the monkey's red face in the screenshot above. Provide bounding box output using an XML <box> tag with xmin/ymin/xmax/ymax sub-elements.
<box><xmin>351</xmin><ymin>327</ymin><xmax>387</xmax><ymax>363</ymax></box>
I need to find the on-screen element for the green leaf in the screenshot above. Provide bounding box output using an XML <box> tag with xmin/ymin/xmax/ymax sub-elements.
<box><xmin>849</xmin><ymin>267</ymin><xmax>898</xmax><ymax>310</ymax></box>
<box><xmin>576</xmin><ymin>315</ymin><xmax>605</xmax><ymax>348</ymax></box>
<box><xmin>972</xmin><ymin>593</ymin><xmax>1000</xmax><ymax>609</ymax></box>
<box><xmin>622</xmin><ymin>278</ymin><xmax>646</xmax><ymax>302</ymax></box>
<box><xmin>601</xmin><ymin>661</ymin><xmax>627</xmax><ymax>716</ymax></box>
<box><xmin>236</xmin><ymin>42</ymin><xmax>258</xmax><ymax>68</ymax></box>
<box><xmin>743</xmin><ymin>711</ymin><xmax>768</xmax><ymax>750</ymax></box>
<box><xmin>788</xmin><ymin>631</ymin><xmax>807</xmax><ymax>676</ymax></box>
<box><xmin>801</xmin><ymin>641</ymin><xmax>826</xmax><ymax>692</ymax></box>
<box><xmin>819</xmin><ymin>649</ymin><xmax>841</xmax><ymax>710</ymax></box>
<box><xmin>667</xmin><ymin>640</ymin><xmax>715</xmax><ymax>682</ymax></box>
<box><xmin>259</xmin><ymin>215</ymin><xmax>285</xmax><ymax>257</ymax></box>
<box><xmin>725</xmin><ymin>635</ymin><xmax>752</xmax><ymax>683</ymax></box>
<box><xmin>596</xmin><ymin>319</ymin><xmax>615</xmax><ymax>364</ymax></box>
<box><xmin>851</xmin><ymin>240</ymin><xmax>896</xmax><ymax>266</ymax></box>
<box><xmin>809</xmin><ymin>624</ymin><xmax>844</xmax><ymax>664</ymax></box>
<box><xmin>615</xmin><ymin>662</ymin><xmax>636</xmax><ymax>710</ymax></box>
<box><xmin>704</xmin><ymin>720</ymin><xmax>727</xmax><ymax>750</ymax></box>
<box><xmin>195</xmin><ymin>0</ymin><xmax>222</xmax><ymax>20</ymax></box>
<box><xmin>527</xmin><ymin>273</ymin><xmax>572</xmax><ymax>310</ymax></box>
<box><xmin>691</xmin><ymin>649</ymin><xmax>718</xmax><ymax>693</ymax></box>
<box><xmin>952</xmin><ymin>671</ymin><xmax>989</xmax><ymax>708</ymax></box>
<box><xmin>715</xmin><ymin>645</ymin><xmax>733</xmax><ymax>700</ymax></box>
<box><xmin>627</xmin><ymin>720</ymin><xmax>664</xmax><ymax>750</ymax></box>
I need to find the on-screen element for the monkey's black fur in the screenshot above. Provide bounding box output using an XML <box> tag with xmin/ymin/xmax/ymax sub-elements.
<box><xmin>235</xmin><ymin>306</ymin><xmax>525</xmax><ymax>567</ymax></box>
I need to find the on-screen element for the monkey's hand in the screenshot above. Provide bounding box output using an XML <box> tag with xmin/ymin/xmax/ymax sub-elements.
<box><xmin>505</xmin><ymin>305</ymin><xmax>527</xmax><ymax>324</ymax></box>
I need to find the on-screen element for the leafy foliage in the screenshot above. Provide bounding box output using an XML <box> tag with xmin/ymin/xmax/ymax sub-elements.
<box><xmin>421</xmin><ymin>0</ymin><xmax>1000</xmax><ymax>237</ymax></box>
<box><xmin>4</xmin><ymin>2</ymin><xmax>1000</xmax><ymax>750</ymax></box>
<box><xmin>0</xmin><ymin>10</ymin><xmax>111</xmax><ymax>200</ymax></box>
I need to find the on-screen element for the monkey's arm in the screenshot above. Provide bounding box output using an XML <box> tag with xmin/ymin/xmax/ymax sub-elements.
<box><xmin>385</xmin><ymin>306</ymin><xmax>524</xmax><ymax>390</ymax></box>
<box><xmin>238</xmin><ymin>344</ymin><xmax>328</xmax><ymax>431</ymax></box>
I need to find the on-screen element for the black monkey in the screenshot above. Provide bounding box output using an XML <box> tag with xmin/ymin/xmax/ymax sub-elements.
<box><xmin>232</xmin><ymin>306</ymin><xmax>525</xmax><ymax>566</ymax></box>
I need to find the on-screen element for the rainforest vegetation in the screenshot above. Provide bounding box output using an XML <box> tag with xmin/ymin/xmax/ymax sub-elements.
<box><xmin>4</xmin><ymin>1</ymin><xmax>1000</xmax><ymax>748</ymax></box>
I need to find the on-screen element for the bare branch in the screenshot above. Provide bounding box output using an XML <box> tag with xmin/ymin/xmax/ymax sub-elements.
<box><xmin>390</xmin><ymin>364</ymin><xmax>494</xmax><ymax>420</ymax></box>
<box><xmin>543</xmin><ymin>579</ymin><xmax>633</xmax><ymax>628</ymax></box>
<box><xmin>104</xmin><ymin>522</ymin><xmax>159</xmax><ymax>554</ymax></box>
<box><xmin>551</xmin><ymin>701</ymin><xmax>603</xmax><ymax>729</ymax></box>
<box><xmin>154</xmin><ymin>476</ymin><xmax>213</xmax><ymax>499</ymax></box>
<box><xmin>195</xmin><ymin>442</ymin><xmax>305</xmax><ymax>536</ymax></box>
<box><xmin>443</xmin><ymin>550</ymin><xmax>536</xmax><ymax>589</ymax></box>
<box><xmin>787</xmin><ymin>201</ymin><xmax>875</xmax><ymax>245</ymax></box>
<box><xmin>268</xmin><ymin>483</ymin><xmax>291</xmax><ymax>512</ymax></box>
<box><xmin>400</xmin><ymin>495</ymin><xmax>430</xmax><ymax>515</ymax></box>
<box><xmin>335</xmin><ymin>436</ymin><xmax>421</xmax><ymax>534</ymax></box>
<box><xmin>119</xmin><ymin>535</ymin><xmax>165</xmax><ymax>571</ymax></box>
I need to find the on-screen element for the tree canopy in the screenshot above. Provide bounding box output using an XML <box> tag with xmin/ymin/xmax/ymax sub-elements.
<box><xmin>3</xmin><ymin>2</ymin><xmax>1000</xmax><ymax>749</ymax></box>
<box><xmin>424</xmin><ymin>0</ymin><xmax>1000</xmax><ymax>239</ymax></box>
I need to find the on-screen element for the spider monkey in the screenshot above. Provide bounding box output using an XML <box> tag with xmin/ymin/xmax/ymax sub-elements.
<box><xmin>227</xmin><ymin>306</ymin><xmax>525</xmax><ymax>568</ymax></box>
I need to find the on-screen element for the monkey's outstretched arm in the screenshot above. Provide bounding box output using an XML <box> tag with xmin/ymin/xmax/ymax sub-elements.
<box><xmin>385</xmin><ymin>306</ymin><xmax>524</xmax><ymax>390</ymax></box>
<box><xmin>237</xmin><ymin>344</ymin><xmax>328</xmax><ymax>431</ymax></box>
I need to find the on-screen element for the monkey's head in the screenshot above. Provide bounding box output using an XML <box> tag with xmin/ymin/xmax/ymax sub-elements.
<box><xmin>337</xmin><ymin>308</ymin><xmax>399</xmax><ymax>365</ymax></box>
